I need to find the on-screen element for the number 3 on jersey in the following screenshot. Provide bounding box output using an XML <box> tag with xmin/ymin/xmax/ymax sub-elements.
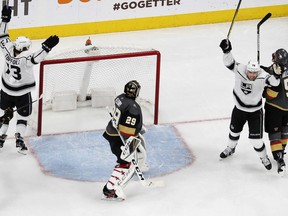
<box><xmin>6</xmin><ymin>63</ymin><xmax>22</xmax><ymax>80</ymax></box>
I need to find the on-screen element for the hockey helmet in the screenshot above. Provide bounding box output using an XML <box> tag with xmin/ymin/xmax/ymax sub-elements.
<box><xmin>272</xmin><ymin>48</ymin><xmax>288</xmax><ymax>66</ymax></box>
<box><xmin>247</xmin><ymin>61</ymin><xmax>260</xmax><ymax>73</ymax></box>
<box><xmin>124</xmin><ymin>80</ymin><xmax>141</xmax><ymax>99</ymax></box>
<box><xmin>14</xmin><ymin>36</ymin><xmax>31</xmax><ymax>52</ymax></box>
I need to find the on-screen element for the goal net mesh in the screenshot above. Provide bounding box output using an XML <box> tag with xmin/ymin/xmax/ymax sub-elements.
<box><xmin>33</xmin><ymin>45</ymin><xmax>160</xmax><ymax>136</ymax></box>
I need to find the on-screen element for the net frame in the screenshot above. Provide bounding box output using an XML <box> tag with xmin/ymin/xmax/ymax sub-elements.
<box><xmin>36</xmin><ymin>50</ymin><xmax>161</xmax><ymax>136</ymax></box>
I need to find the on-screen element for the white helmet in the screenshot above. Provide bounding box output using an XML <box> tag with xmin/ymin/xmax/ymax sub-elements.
<box><xmin>247</xmin><ymin>61</ymin><xmax>260</xmax><ymax>73</ymax></box>
<box><xmin>14</xmin><ymin>36</ymin><xmax>31</xmax><ymax>52</ymax></box>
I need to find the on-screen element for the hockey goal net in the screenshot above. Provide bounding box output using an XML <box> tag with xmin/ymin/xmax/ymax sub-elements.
<box><xmin>34</xmin><ymin>45</ymin><xmax>161</xmax><ymax>136</ymax></box>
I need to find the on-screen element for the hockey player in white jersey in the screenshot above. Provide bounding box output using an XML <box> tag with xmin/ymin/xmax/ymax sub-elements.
<box><xmin>0</xmin><ymin>5</ymin><xmax>59</xmax><ymax>154</ymax></box>
<box><xmin>219</xmin><ymin>39</ymin><xmax>280</xmax><ymax>170</ymax></box>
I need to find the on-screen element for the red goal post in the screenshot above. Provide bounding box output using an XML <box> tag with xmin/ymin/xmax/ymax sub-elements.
<box><xmin>36</xmin><ymin>47</ymin><xmax>161</xmax><ymax>136</ymax></box>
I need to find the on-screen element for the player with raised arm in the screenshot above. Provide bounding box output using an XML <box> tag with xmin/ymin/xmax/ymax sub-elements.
<box><xmin>0</xmin><ymin>5</ymin><xmax>59</xmax><ymax>154</ymax></box>
<box><xmin>102</xmin><ymin>80</ymin><xmax>148</xmax><ymax>201</ymax></box>
<box><xmin>261</xmin><ymin>48</ymin><xmax>288</xmax><ymax>175</ymax></box>
<box><xmin>219</xmin><ymin>39</ymin><xmax>280</xmax><ymax>170</ymax></box>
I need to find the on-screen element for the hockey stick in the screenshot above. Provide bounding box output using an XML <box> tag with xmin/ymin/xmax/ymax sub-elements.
<box><xmin>0</xmin><ymin>94</ymin><xmax>43</xmax><ymax>126</ymax></box>
<box><xmin>107</xmin><ymin>109</ymin><xmax>164</xmax><ymax>188</ymax></box>
<box><xmin>257</xmin><ymin>12</ymin><xmax>272</xmax><ymax>63</ymax></box>
<box><xmin>13</xmin><ymin>94</ymin><xmax>43</xmax><ymax>113</ymax></box>
<box><xmin>227</xmin><ymin>0</ymin><xmax>242</xmax><ymax>39</ymax></box>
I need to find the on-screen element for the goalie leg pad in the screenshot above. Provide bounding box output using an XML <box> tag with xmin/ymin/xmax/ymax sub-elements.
<box><xmin>137</xmin><ymin>134</ymin><xmax>149</xmax><ymax>172</ymax></box>
<box><xmin>136</xmin><ymin>134</ymin><xmax>149</xmax><ymax>172</ymax></box>
<box><xmin>103</xmin><ymin>162</ymin><xmax>135</xmax><ymax>200</ymax></box>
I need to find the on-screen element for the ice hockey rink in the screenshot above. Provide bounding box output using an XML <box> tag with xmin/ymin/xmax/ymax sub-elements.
<box><xmin>0</xmin><ymin>16</ymin><xmax>288</xmax><ymax>216</ymax></box>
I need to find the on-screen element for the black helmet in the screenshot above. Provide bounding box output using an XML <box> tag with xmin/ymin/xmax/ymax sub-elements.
<box><xmin>272</xmin><ymin>48</ymin><xmax>288</xmax><ymax>66</ymax></box>
<box><xmin>124</xmin><ymin>80</ymin><xmax>141</xmax><ymax>99</ymax></box>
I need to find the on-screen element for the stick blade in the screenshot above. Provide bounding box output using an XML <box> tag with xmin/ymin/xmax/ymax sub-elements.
<box><xmin>145</xmin><ymin>180</ymin><xmax>165</xmax><ymax>188</ymax></box>
<box><xmin>257</xmin><ymin>12</ymin><xmax>272</xmax><ymax>28</ymax></box>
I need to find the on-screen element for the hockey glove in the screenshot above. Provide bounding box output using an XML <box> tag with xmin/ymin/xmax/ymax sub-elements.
<box><xmin>219</xmin><ymin>39</ymin><xmax>232</xmax><ymax>54</ymax></box>
<box><xmin>111</xmin><ymin>117</ymin><xmax>118</xmax><ymax>128</ymax></box>
<box><xmin>1</xmin><ymin>5</ymin><xmax>12</xmax><ymax>23</ymax></box>
<box><xmin>140</xmin><ymin>125</ymin><xmax>147</xmax><ymax>135</ymax></box>
<box><xmin>0</xmin><ymin>107</ymin><xmax>14</xmax><ymax>124</ymax></box>
<box><xmin>111</xmin><ymin>108</ymin><xmax>120</xmax><ymax>128</ymax></box>
<box><xmin>272</xmin><ymin>63</ymin><xmax>282</xmax><ymax>77</ymax></box>
<box><xmin>42</xmin><ymin>35</ymin><xmax>59</xmax><ymax>52</ymax></box>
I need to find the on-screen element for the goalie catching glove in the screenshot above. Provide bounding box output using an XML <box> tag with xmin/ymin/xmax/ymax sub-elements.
<box><xmin>120</xmin><ymin>136</ymin><xmax>141</xmax><ymax>161</ymax></box>
<box><xmin>0</xmin><ymin>107</ymin><xmax>13</xmax><ymax>124</ymax></box>
<box><xmin>1</xmin><ymin>5</ymin><xmax>12</xmax><ymax>23</ymax></box>
<box><xmin>42</xmin><ymin>35</ymin><xmax>59</xmax><ymax>52</ymax></box>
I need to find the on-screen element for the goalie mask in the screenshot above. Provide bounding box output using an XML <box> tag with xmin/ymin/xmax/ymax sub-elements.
<box><xmin>272</xmin><ymin>48</ymin><xmax>288</xmax><ymax>67</ymax></box>
<box><xmin>14</xmin><ymin>36</ymin><xmax>31</xmax><ymax>52</ymax></box>
<box><xmin>124</xmin><ymin>80</ymin><xmax>141</xmax><ymax>99</ymax></box>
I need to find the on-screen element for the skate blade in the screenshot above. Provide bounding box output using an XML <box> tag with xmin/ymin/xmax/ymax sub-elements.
<box><xmin>278</xmin><ymin>166</ymin><xmax>286</xmax><ymax>177</ymax></box>
<box><xmin>17</xmin><ymin>149</ymin><xmax>28</xmax><ymax>155</ymax></box>
<box><xmin>101</xmin><ymin>195</ymin><xmax>125</xmax><ymax>202</ymax></box>
<box><xmin>145</xmin><ymin>180</ymin><xmax>165</xmax><ymax>188</ymax></box>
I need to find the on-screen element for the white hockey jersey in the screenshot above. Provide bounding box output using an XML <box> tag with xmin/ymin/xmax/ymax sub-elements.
<box><xmin>0</xmin><ymin>21</ymin><xmax>48</xmax><ymax>96</ymax></box>
<box><xmin>223</xmin><ymin>52</ymin><xmax>280</xmax><ymax>112</ymax></box>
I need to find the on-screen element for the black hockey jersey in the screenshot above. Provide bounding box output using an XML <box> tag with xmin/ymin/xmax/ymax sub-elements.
<box><xmin>263</xmin><ymin>65</ymin><xmax>288</xmax><ymax>110</ymax></box>
<box><xmin>104</xmin><ymin>93</ymin><xmax>143</xmax><ymax>140</ymax></box>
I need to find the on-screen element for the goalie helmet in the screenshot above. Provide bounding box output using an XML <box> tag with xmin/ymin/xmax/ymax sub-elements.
<box><xmin>247</xmin><ymin>61</ymin><xmax>260</xmax><ymax>73</ymax></box>
<box><xmin>124</xmin><ymin>80</ymin><xmax>141</xmax><ymax>99</ymax></box>
<box><xmin>14</xmin><ymin>36</ymin><xmax>31</xmax><ymax>52</ymax></box>
<box><xmin>273</xmin><ymin>48</ymin><xmax>288</xmax><ymax>66</ymax></box>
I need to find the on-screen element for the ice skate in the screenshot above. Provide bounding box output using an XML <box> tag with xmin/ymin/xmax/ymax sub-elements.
<box><xmin>15</xmin><ymin>133</ymin><xmax>28</xmax><ymax>155</ymax></box>
<box><xmin>0</xmin><ymin>134</ymin><xmax>7</xmax><ymax>148</ymax></box>
<box><xmin>220</xmin><ymin>146</ymin><xmax>235</xmax><ymax>158</ymax></box>
<box><xmin>277</xmin><ymin>158</ymin><xmax>286</xmax><ymax>176</ymax></box>
<box><xmin>260</xmin><ymin>155</ymin><xmax>272</xmax><ymax>170</ymax></box>
<box><xmin>101</xmin><ymin>185</ymin><xmax>125</xmax><ymax>201</ymax></box>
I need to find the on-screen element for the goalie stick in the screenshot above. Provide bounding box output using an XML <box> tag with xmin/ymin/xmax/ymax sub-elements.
<box><xmin>227</xmin><ymin>0</ymin><xmax>242</xmax><ymax>39</ymax></box>
<box><xmin>107</xmin><ymin>109</ymin><xmax>164</xmax><ymax>188</ymax></box>
<box><xmin>257</xmin><ymin>12</ymin><xmax>272</xmax><ymax>63</ymax></box>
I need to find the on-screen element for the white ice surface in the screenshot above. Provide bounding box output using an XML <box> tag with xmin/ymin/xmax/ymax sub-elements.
<box><xmin>0</xmin><ymin>16</ymin><xmax>288</xmax><ymax>216</ymax></box>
